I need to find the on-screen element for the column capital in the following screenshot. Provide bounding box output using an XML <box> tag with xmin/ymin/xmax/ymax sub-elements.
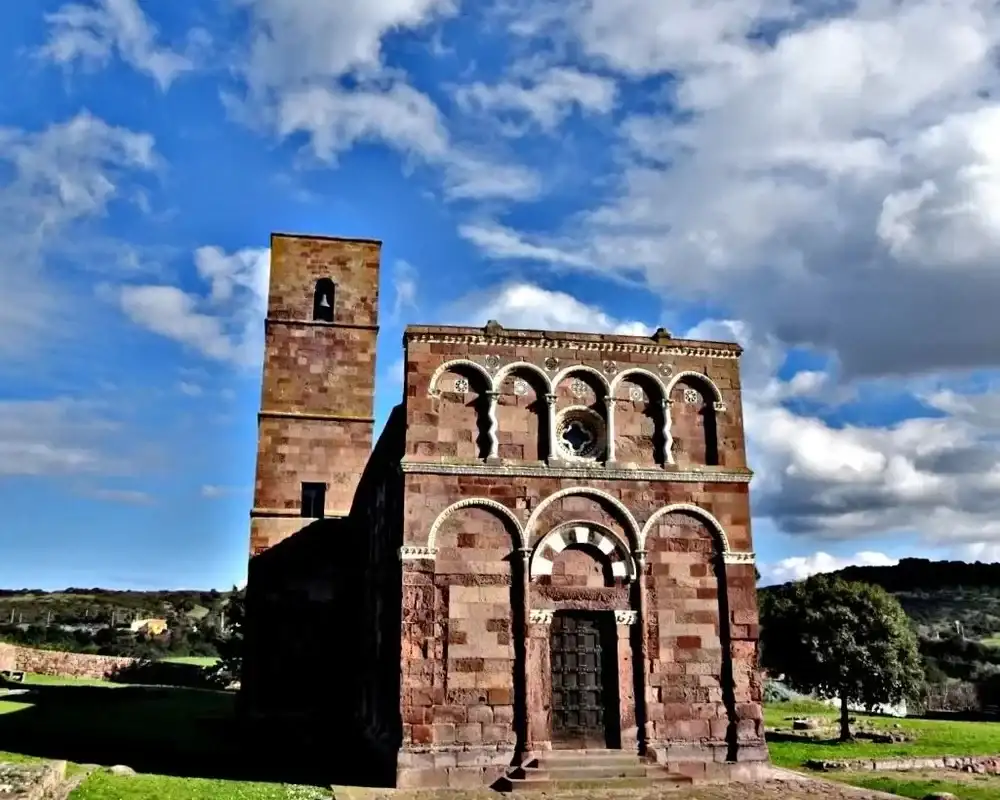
<box><xmin>544</xmin><ymin>392</ymin><xmax>558</xmax><ymax>404</ymax></box>
<box><xmin>634</xmin><ymin>549</ymin><xmax>648</xmax><ymax>566</ymax></box>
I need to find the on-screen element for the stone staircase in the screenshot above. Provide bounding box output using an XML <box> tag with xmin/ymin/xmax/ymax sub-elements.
<box><xmin>493</xmin><ymin>749</ymin><xmax>692</xmax><ymax>793</ymax></box>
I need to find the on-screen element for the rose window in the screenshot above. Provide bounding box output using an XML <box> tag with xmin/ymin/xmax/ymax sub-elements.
<box><xmin>561</xmin><ymin>421</ymin><xmax>594</xmax><ymax>454</ymax></box>
<box><xmin>554</xmin><ymin>407</ymin><xmax>606</xmax><ymax>461</ymax></box>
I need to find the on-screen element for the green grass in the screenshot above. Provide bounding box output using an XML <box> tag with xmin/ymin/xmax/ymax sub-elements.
<box><xmin>978</xmin><ymin>633</ymin><xmax>1000</xmax><ymax>647</ymax></box>
<box><xmin>157</xmin><ymin>656</ymin><xmax>219</xmax><ymax>667</ymax></box>
<box><xmin>834</xmin><ymin>772</ymin><xmax>1000</xmax><ymax>800</ymax></box>
<box><xmin>765</xmin><ymin>698</ymin><xmax>1000</xmax><ymax>769</ymax></box>
<box><xmin>68</xmin><ymin>771</ymin><xmax>320</xmax><ymax>800</ymax></box>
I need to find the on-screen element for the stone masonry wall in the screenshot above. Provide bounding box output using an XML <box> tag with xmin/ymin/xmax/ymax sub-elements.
<box><xmin>250</xmin><ymin>234</ymin><xmax>380</xmax><ymax>554</ymax></box>
<box><xmin>0</xmin><ymin>643</ymin><xmax>135</xmax><ymax>680</ymax></box>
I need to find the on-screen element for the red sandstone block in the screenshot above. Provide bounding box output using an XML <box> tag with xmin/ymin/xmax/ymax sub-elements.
<box><xmin>455</xmin><ymin>723</ymin><xmax>483</xmax><ymax>744</ymax></box>
<box><xmin>432</xmin><ymin>723</ymin><xmax>456</xmax><ymax>744</ymax></box>
<box><xmin>494</xmin><ymin>705</ymin><xmax>514</xmax><ymax>724</ymax></box>
<box><xmin>467</xmin><ymin>705</ymin><xmax>494</xmax><ymax>724</ymax></box>
<box><xmin>432</xmin><ymin>705</ymin><xmax>467</xmax><ymax>724</ymax></box>
<box><xmin>736</xmin><ymin>702</ymin><xmax>762</xmax><ymax>720</ymax></box>
<box><xmin>677</xmin><ymin>635</ymin><xmax>701</xmax><ymax>649</ymax></box>
<box><xmin>488</xmin><ymin>688</ymin><xmax>513</xmax><ymax>705</ymax></box>
<box><xmin>412</xmin><ymin>724</ymin><xmax>433</xmax><ymax>744</ymax></box>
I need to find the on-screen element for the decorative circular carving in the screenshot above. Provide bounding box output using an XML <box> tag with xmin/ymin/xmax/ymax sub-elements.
<box><xmin>659</xmin><ymin>363</ymin><xmax>674</xmax><ymax>377</ymax></box>
<box><xmin>485</xmin><ymin>354</ymin><xmax>501</xmax><ymax>371</ymax></box>
<box><xmin>683</xmin><ymin>387</ymin><xmax>700</xmax><ymax>404</ymax></box>
<box><xmin>603</xmin><ymin>360</ymin><xmax>618</xmax><ymax>375</ymax></box>
<box><xmin>512</xmin><ymin>378</ymin><xmax>529</xmax><ymax>396</ymax></box>
<box><xmin>453</xmin><ymin>377</ymin><xmax>470</xmax><ymax>394</ymax></box>
<box><xmin>555</xmin><ymin>406</ymin><xmax>606</xmax><ymax>461</ymax></box>
<box><xmin>628</xmin><ymin>385</ymin><xmax>644</xmax><ymax>402</ymax></box>
<box><xmin>544</xmin><ymin>356</ymin><xmax>560</xmax><ymax>372</ymax></box>
<box><xmin>570</xmin><ymin>379</ymin><xmax>589</xmax><ymax>399</ymax></box>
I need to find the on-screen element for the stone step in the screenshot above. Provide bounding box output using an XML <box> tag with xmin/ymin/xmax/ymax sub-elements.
<box><xmin>500</xmin><ymin>774</ymin><xmax>693</xmax><ymax>792</ymax></box>
<box><xmin>495</xmin><ymin>750</ymin><xmax>693</xmax><ymax>793</ymax></box>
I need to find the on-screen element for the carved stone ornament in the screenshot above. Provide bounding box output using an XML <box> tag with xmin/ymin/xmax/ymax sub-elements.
<box><xmin>529</xmin><ymin>609</ymin><xmax>555</xmax><ymax>625</ymax></box>
<box><xmin>659</xmin><ymin>363</ymin><xmax>675</xmax><ymax>377</ymax></box>
<box><xmin>555</xmin><ymin>406</ymin><xmax>607</xmax><ymax>461</ymax></box>
<box><xmin>485</xmin><ymin>354</ymin><xmax>501</xmax><ymax>371</ymax></box>
<box><xmin>714</xmin><ymin>400</ymin><xmax>727</xmax><ymax>412</ymax></box>
<box><xmin>614</xmin><ymin>610</ymin><xmax>639</xmax><ymax>626</ymax></box>
<box><xmin>513</xmin><ymin>378</ymin><xmax>530</xmax><ymax>396</ymax></box>
<box><xmin>603</xmin><ymin>360</ymin><xmax>618</xmax><ymax>375</ymax></box>
<box><xmin>544</xmin><ymin>356</ymin><xmax>560</xmax><ymax>372</ymax></box>
<box><xmin>453</xmin><ymin>377</ymin><xmax>470</xmax><ymax>394</ymax></box>
<box><xmin>683</xmin><ymin>387</ymin><xmax>700</xmax><ymax>404</ymax></box>
<box><xmin>399</xmin><ymin>546</ymin><xmax>437</xmax><ymax>561</ymax></box>
<box><xmin>629</xmin><ymin>385</ymin><xmax>644</xmax><ymax>402</ymax></box>
<box><xmin>722</xmin><ymin>551</ymin><xmax>756</xmax><ymax>565</ymax></box>
<box><xmin>570</xmin><ymin>379</ymin><xmax>589</xmax><ymax>399</ymax></box>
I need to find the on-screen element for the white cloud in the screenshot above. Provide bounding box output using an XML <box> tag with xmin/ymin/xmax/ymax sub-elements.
<box><xmin>0</xmin><ymin>112</ymin><xmax>158</xmax><ymax>357</ymax></box>
<box><xmin>474</xmin><ymin>0</ymin><xmax>1000</xmax><ymax>379</ymax></box>
<box><xmin>40</xmin><ymin>0</ymin><xmax>201</xmax><ymax>90</ymax></box>
<box><xmin>200</xmin><ymin>484</ymin><xmax>245</xmax><ymax>499</ymax></box>
<box><xmin>118</xmin><ymin>246</ymin><xmax>270</xmax><ymax>367</ymax></box>
<box><xmin>177</xmin><ymin>381</ymin><xmax>203</xmax><ymax>397</ymax></box>
<box><xmin>392</xmin><ymin>260</ymin><xmax>418</xmax><ymax>319</ymax></box>
<box><xmin>0</xmin><ymin>399</ymin><xmax>125</xmax><ymax>477</ymax></box>
<box><xmin>455</xmin><ymin>66</ymin><xmax>617</xmax><ymax>133</ymax></box>
<box><xmin>447</xmin><ymin>281</ymin><xmax>651</xmax><ymax>335</ymax></box>
<box><xmin>761</xmin><ymin>551</ymin><xmax>899</xmax><ymax>585</ymax></box>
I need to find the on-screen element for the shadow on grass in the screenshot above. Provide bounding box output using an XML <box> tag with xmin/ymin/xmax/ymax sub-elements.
<box><xmin>0</xmin><ymin>678</ymin><xmax>384</xmax><ymax>787</ymax></box>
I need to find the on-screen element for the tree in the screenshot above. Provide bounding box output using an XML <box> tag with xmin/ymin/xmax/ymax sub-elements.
<box><xmin>760</xmin><ymin>573</ymin><xmax>924</xmax><ymax>741</ymax></box>
<box><xmin>214</xmin><ymin>588</ymin><xmax>245</xmax><ymax>683</ymax></box>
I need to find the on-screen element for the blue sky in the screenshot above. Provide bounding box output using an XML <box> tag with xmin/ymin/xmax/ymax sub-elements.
<box><xmin>2</xmin><ymin>0</ymin><xmax>1000</xmax><ymax>591</ymax></box>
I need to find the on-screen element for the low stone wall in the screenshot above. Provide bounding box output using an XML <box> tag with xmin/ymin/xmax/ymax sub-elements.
<box><xmin>807</xmin><ymin>755</ymin><xmax>1000</xmax><ymax>775</ymax></box>
<box><xmin>0</xmin><ymin>643</ymin><xmax>135</xmax><ymax>680</ymax></box>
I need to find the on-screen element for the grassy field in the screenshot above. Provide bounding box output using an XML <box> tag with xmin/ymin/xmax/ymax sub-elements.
<box><xmin>5</xmin><ymin>679</ymin><xmax>1000</xmax><ymax>799</ymax></box>
<box><xmin>765</xmin><ymin>698</ymin><xmax>1000</xmax><ymax>768</ymax></box>
<box><xmin>157</xmin><ymin>655</ymin><xmax>220</xmax><ymax>667</ymax></box>
<box><xmin>836</xmin><ymin>771</ymin><xmax>1000</xmax><ymax>800</ymax></box>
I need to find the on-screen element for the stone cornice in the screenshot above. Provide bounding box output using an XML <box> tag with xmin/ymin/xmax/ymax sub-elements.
<box><xmin>722</xmin><ymin>551</ymin><xmax>756</xmax><ymax>565</ymax></box>
<box><xmin>405</xmin><ymin>331</ymin><xmax>740</xmax><ymax>359</ymax></box>
<box><xmin>400</xmin><ymin>459</ymin><xmax>753</xmax><ymax>484</ymax></box>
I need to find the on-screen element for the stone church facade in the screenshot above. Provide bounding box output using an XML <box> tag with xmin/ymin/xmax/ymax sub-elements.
<box><xmin>241</xmin><ymin>233</ymin><xmax>767</xmax><ymax>788</ymax></box>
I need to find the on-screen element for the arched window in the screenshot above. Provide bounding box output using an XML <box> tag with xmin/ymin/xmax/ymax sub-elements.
<box><xmin>313</xmin><ymin>278</ymin><xmax>336</xmax><ymax>322</ymax></box>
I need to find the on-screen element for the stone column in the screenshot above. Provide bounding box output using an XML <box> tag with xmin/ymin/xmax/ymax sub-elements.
<box><xmin>634</xmin><ymin>549</ymin><xmax>650</xmax><ymax>752</ymax></box>
<box><xmin>518</xmin><ymin>547</ymin><xmax>532</xmax><ymax>753</ymax></box>
<box><xmin>661</xmin><ymin>398</ymin><xmax>674</xmax><ymax>466</ymax></box>
<box><xmin>544</xmin><ymin>393</ymin><xmax>558</xmax><ymax>461</ymax></box>
<box><xmin>604</xmin><ymin>395</ymin><xmax>617</xmax><ymax>464</ymax></box>
<box><xmin>527</xmin><ymin>609</ymin><xmax>554</xmax><ymax>751</ymax></box>
<box><xmin>486</xmin><ymin>390</ymin><xmax>500</xmax><ymax>459</ymax></box>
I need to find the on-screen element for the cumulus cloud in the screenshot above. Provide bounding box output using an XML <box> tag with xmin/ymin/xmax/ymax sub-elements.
<box><xmin>448</xmin><ymin>282</ymin><xmax>651</xmax><ymax>335</ymax></box>
<box><xmin>118</xmin><ymin>246</ymin><xmax>270</xmax><ymax>367</ymax></box>
<box><xmin>466</xmin><ymin>0</ymin><xmax>1000</xmax><ymax>380</ymax></box>
<box><xmin>0</xmin><ymin>111</ymin><xmax>158</xmax><ymax>358</ymax></box>
<box><xmin>760</xmin><ymin>551</ymin><xmax>900</xmax><ymax>586</ymax></box>
<box><xmin>224</xmin><ymin>0</ymin><xmax>538</xmax><ymax>200</ymax></box>
<box><xmin>40</xmin><ymin>0</ymin><xmax>203</xmax><ymax>90</ymax></box>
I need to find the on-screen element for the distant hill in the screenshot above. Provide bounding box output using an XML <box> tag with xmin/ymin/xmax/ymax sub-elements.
<box><xmin>0</xmin><ymin>588</ymin><xmax>234</xmax><ymax>628</ymax></box>
<box><xmin>0</xmin><ymin>587</ymin><xmax>240</xmax><ymax>661</ymax></box>
<box><xmin>760</xmin><ymin>558</ymin><xmax>1000</xmax><ymax>687</ymax></box>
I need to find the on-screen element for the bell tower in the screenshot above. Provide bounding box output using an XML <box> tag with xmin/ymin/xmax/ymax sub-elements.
<box><xmin>249</xmin><ymin>233</ymin><xmax>381</xmax><ymax>554</ymax></box>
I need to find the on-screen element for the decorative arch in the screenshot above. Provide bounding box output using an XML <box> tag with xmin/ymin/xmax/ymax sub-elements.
<box><xmin>609</xmin><ymin>367</ymin><xmax>669</xmax><ymax>399</ymax></box>
<box><xmin>551</xmin><ymin>365</ymin><xmax>612</xmax><ymax>396</ymax></box>
<box><xmin>639</xmin><ymin>502</ymin><xmax>731</xmax><ymax>553</ymax></box>
<box><xmin>426</xmin><ymin>497</ymin><xmax>525</xmax><ymax>550</ymax></box>
<box><xmin>530</xmin><ymin>520</ymin><xmax>636</xmax><ymax>580</ymax></box>
<box><xmin>665</xmin><ymin>370</ymin><xmax>725</xmax><ymax>406</ymax></box>
<box><xmin>525</xmin><ymin>486</ymin><xmax>640</xmax><ymax>548</ymax></box>
<box><xmin>492</xmin><ymin>361</ymin><xmax>553</xmax><ymax>394</ymax></box>
<box><xmin>427</xmin><ymin>359</ymin><xmax>493</xmax><ymax>397</ymax></box>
